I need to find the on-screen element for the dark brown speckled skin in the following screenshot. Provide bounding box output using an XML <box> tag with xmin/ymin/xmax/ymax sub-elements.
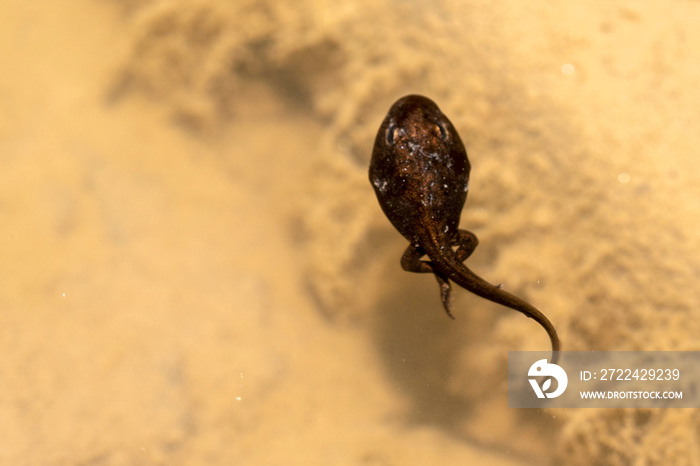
<box><xmin>370</xmin><ymin>95</ymin><xmax>560</xmax><ymax>363</ymax></box>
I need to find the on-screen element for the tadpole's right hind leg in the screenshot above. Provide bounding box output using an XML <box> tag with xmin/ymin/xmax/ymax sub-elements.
<box><xmin>452</xmin><ymin>229</ymin><xmax>479</xmax><ymax>263</ymax></box>
<box><xmin>400</xmin><ymin>244</ymin><xmax>455</xmax><ymax>319</ymax></box>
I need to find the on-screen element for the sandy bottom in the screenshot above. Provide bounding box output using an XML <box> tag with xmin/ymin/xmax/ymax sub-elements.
<box><xmin>3</xmin><ymin>1</ymin><xmax>700</xmax><ymax>464</ymax></box>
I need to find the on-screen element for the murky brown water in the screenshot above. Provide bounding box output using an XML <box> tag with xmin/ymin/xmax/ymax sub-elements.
<box><xmin>2</xmin><ymin>1</ymin><xmax>700</xmax><ymax>464</ymax></box>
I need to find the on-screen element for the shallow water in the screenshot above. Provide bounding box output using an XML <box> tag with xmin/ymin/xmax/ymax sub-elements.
<box><xmin>2</xmin><ymin>1</ymin><xmax>700</xmax><ymax>464</ymax></box>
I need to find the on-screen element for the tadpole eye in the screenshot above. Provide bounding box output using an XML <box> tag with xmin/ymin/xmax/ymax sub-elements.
<box><xmin>436</xmin><ymin>121</ymin><xmax>448</xmax><ymax>140</ymax></box>
<box><xmin>386</xmin><ymin>125</ymin><xmax>399</xmax><ymax>145</ymax></box>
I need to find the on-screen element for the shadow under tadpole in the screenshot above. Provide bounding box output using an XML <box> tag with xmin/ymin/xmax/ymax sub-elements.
<box><xmin>370</xmin><ymin>264</ymin><xmax>482</xmax><ymax>429</ymax></box>
<box><xmin>370</xmin><ymin>260</ymin><xmax>564</xmax><ymax>462</ymax></box>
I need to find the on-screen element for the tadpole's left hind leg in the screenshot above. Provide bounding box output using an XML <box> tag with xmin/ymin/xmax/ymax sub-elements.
<box><xmin>400</xmin><ymin>244</ymin><xmax>455</xmax><ymax>319</ymax></box>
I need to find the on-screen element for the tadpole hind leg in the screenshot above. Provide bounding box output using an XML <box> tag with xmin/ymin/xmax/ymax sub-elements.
<box><xmin>400</xmin><ymin>244</ymin><xmax>455</xmax><ymax>319</ymax></box>
<box><xmin>434</xmin><ymin>272</ymin><xmax>455</xmax><ymax>319</ymax></box>
<box><xmin>452</xmin><ymin>229</ymin><xmax>479</xmax><ymax>262</ymax></box>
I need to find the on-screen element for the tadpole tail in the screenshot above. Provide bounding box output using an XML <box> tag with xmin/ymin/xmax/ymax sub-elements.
<box><xmin>433</xmin><ymin>251</ymin><xmax>561</xmax><ymax>365</ymax></box>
